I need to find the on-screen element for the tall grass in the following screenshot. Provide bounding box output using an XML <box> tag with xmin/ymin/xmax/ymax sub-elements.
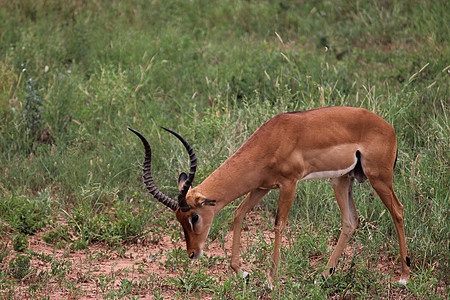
<box><xmin>0</xmin><ymin>0</ymin><xmax>448</xmax><ymax>298</ymax></box>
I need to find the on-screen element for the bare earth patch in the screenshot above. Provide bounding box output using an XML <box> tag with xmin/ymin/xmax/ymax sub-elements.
<box><xmin>0</xmin><ymin>211</ymin><xmax>430</xmax><ymax>299</ymax></box>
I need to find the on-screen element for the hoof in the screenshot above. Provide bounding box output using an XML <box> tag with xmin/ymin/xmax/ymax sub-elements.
<box><xmin>320</xmin><ymin>266</ymin><xmax>335</xmax><ymax>280</ymax></box>
<box><xmin>398</xmin><ymin>278</ymin><xmax>408</xmax><ymax>285</ymax></box>
<box><xmin>263</xmin><ymin>280</ymin><xmax>273</xmax><ymax>290</ymax></box>
<box><xmin>314</xmin><ymin>275</ymin><xmax>326</xmax><ymax>285</ymax></box>
<box><xmin>241</xmin><ymin>271</ymin><xmax>250</xmax><ymax>284</ymax></box>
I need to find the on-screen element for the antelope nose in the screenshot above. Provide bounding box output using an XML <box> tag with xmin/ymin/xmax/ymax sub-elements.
<box><xmin>188</xmin><ymin>249</ymin><xmax>203</xmax><ymax>259</ymax></box>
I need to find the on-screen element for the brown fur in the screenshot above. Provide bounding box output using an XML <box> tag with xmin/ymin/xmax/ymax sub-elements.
<box><xmin>159</xmin><ymin>107</ymin><xmax>409</xmax><ymax>283</ymax></box>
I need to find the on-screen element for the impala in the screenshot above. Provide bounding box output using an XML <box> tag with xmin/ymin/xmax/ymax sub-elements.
<box><xmin>129</xmin><ymin>106</ymin><xmax>410</xmax><ymax>284</ymax></box>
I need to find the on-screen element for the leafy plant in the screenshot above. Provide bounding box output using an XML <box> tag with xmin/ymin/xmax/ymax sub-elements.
<box><xmin>9</xmin><ymin>254</ymin><xmax>32</xmax><ymax>280</ymax></box>
<box><xmin>12</xmin><ymin>234</ymin><xmax>28</xmax><ymax>252</ymax></box>
<box><xmin>50</xmin><ymin>258</ymin><xmax>72</xmax><ymax>284</ymax></box>
<box><xmin>1</xmin><ymin>193</ymin><xmax>53</xmax><ymax>235</ymax></box>
<box><xmin>0</xmin><ymin>242</ymin><xmax>9</xmax><ymax>263</ymax></box>
<box><xmin>163</xmin><ymin>247</ymin><xmax>191</xmax><ymax>272</ymax></box>
<box><xmin>167</xmin><ymin>268</ymin><xmax>216</xmax><ymax>295</ymax></box>
<box><xmin>70</xmin><ymin>239</ymin><xmax>88</xmax><ymax>250</ymax></box>
<box><xmin>42</xmin><ymin>225</ymin><xmax>72</xmax><ymax>249</ymax></box>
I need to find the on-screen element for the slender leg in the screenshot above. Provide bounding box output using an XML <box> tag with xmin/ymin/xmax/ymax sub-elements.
<box><xmin>270</xmin><ymin>182</ymin><xmax>297</xmax><ymax>282</ymax></box>
<box><xmin>324</xmin><ymin>175</ymin><xmax>359</xmax><ymax>277</ymax></box>
<box><xmin>369</xmin><ymin>178</ymin><xmax>410</xmax><ymax>284</ymax></box>
<box><xmin>231</xmin><ymin>188</ymin><xmax>270</xmax><ymax>276</ymax></box>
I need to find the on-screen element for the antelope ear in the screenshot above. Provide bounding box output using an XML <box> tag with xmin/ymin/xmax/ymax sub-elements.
<box><xmin>201</xmin><ymin>199</ymin><xmax>216</xmax><ymax>206</ymax></box>
<box><xmin>178</xmin><ymin>172</ymin><xmax>188</xmax><ymax>191</ymax></box>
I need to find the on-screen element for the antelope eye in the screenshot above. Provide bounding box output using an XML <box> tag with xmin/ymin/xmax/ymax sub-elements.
<box><xmin>191</xmin><ymin>214</ymin><xmax>199</xmax><ymax>225</ymax></box>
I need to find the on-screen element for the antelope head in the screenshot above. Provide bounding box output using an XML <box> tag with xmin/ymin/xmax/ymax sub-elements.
<box><xmin>128</xmin><ymin>127</ymin><xmax>216</xmax><ymax>259</ymax></box>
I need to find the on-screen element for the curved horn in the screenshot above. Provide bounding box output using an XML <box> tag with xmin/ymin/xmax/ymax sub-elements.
<box><xmin>161</xmin><ymin>127</ymin><xmax>197</xmax><ymax>209</ymax></box>
<box><xmin>128</xmin><ymin>128</ymin><xmax>178</xmax><ymax>211</ymax></box>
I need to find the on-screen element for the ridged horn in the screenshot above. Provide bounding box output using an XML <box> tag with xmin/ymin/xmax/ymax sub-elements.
<box><xmin>128</xmin><ymin>128</ymin><xmax>179</xmax><ymax>211</ymax></box>
<box><xmin>161</xmin><ymin>127</ymin><xmax>197</xmax><ymax>210</ymax></box>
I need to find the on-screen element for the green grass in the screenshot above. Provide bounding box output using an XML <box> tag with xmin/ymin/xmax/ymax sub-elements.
<box><xmin>0</xmin><ymin>0</ymin><xmax>448</xmax><ymax>298</ymax></box>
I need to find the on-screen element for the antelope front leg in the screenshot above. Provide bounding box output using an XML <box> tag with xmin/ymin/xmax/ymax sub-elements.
<box><xmin>231</xmin><ymin>189</ymin><xmax>270</xmax><ymax>277</ymax></box>
<box><xmin>270</xmin><ymin>182</ymin><xmax>296</xmax><ymax>282</ymax></box>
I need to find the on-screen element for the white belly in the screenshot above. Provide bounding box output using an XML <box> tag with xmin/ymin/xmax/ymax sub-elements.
<box><xmin>300</xmin><ymin>155</ymin><xmax>357</xmax><ymax>181</ymax></box>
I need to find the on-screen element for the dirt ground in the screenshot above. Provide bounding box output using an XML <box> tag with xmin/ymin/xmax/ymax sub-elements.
<box><xmin>1</xmin><ymin>211</ymin><xmax>415</xmax><ymax>299</ymax></box>
<box><xmin>1</xmin><ymin>212</ymin><xmax>281</xmax><ymax>299</ymax></box>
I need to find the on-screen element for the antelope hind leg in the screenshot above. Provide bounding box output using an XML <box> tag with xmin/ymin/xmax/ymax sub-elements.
<box><xmin>324</xmin><ymin>175</ymin><xmax>358</xmax><ymax>278</ymax></box>
<box><xmin>369</xmin><ymin>178</ymin><xmax>410</xmax><ymax>284</ymax></box>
